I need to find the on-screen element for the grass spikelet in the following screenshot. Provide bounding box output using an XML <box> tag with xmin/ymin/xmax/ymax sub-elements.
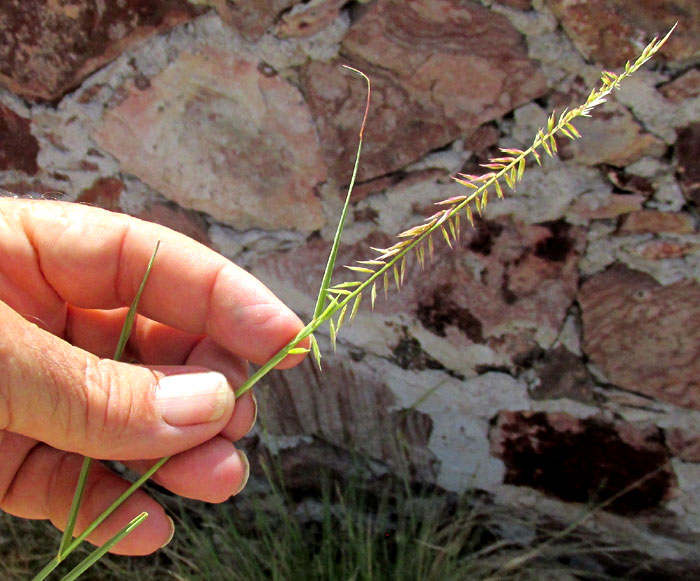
<box><xmin>345</xmin><ymin>265</ymin><xmax>376</xmax><ymax>274</ymax></box>
<box><xmin>336</xmin><ymin>304</ymin><xmax>348</xmax><ymax>332</ymax></box>
<box><xmin>350</xmin><ymin>293</ymin><xmax>362</xmax><ymax>322</ymax></box>
<box><xmin>329</xmin><ymin>318</ymin><xmax>337</xmax><ymax>351</ymax></box>
<box><xmin>440</xmin><ymin>225</ymin><xmax>453</xmax><ymax>249</ymax></box>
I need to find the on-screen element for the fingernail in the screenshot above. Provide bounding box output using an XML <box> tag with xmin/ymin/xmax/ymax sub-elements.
<box><xmin>232</xmin><ymin>449</ymin><xmax>250</xmax><ymax>496</ymax></box>
<box><xmin>160</xmin><ymin>515</ymin><xmax>175</xmax><ymax>549</ymax></box>
<box><xmin>246</xmin><ymin>392</ymin><xmax>258</xmax><ymax>436</ymax></box>
<box><xmin>156</xmin><ymin>372</ymin><xmax>233</xmax><ymax>426</ymax></box>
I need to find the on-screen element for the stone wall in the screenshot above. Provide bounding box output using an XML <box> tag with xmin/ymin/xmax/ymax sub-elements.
<box><xmin>2</xmin><ymin>0</ymin><xmax>700</xmax><ymax>562</ymax></box>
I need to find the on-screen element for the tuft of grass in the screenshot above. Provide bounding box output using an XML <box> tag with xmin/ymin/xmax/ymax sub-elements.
<box><xmin>2</xmin><ymin>456</ymin><xmax>636</xmax><ymax>581</ymax></box>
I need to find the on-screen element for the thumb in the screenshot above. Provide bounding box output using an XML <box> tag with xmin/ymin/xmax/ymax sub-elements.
<box><xmin>0</xmin><ymin>301</ymin><xmax>235</xmax><ymax>460</ymax></box>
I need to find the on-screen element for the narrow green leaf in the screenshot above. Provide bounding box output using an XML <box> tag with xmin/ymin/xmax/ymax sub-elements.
<box><xmin>312</xmin><ymin>67</ymin><xmax>371</xmax><ymax>321</ymax></box>
<box><xmin>58</xmin><ymin>240</ymin><xmax>161</xmax><ymax>559</ymax></box>
<box><xmin>60</xmin><ymin>513</ymin><xmax>148</xmax><ymax>581</ymax></box>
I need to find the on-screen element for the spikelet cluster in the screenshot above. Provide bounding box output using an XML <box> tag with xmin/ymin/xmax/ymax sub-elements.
<box><xmin>306</xmin><ymin>25</ymin><xmax>675</xmax><ymax>364</ymax></box>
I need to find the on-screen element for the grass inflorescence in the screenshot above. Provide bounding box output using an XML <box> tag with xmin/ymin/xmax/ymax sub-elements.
<box><xmin>30</xmin><ymin>25</ymin><xmax>676</xmax><ymax>579</ymax></box>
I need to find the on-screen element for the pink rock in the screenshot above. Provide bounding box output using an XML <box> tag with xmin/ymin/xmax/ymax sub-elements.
<box><xmin>301</xmin><ymin>0</ymin><xmax>547</xmax><ymax>183</ymax></box>
<box><xmin>633</xmin><ymin>240</ymin><xmax>698</xmax><ymax>260</ymax></box>
<box><xmin>620</xmin><ymin>210</ymin><xmax>695</xmax><ymax>234</ymax></box>
<box><xmin>490</xmin><ymin>410</ymin><xmax>675</xmax><ymax>513</ymax></box>
<box><xmin>544</xmin><ymin>0</ymin><xmax>699</xmax><ymax>67</ymax></box>
<box><xmin>0</xmin><ymin>0</ymin><xmax>202</xmax><ymax>100</ymax></box>
<box><xmin>0</xmin><ymin>103</ymin><xmax>39</xmax><ymax>174</ymax></box>
<box><xmin>94</xmin><ymin>49</ymin><xmax>326</xmax><ymax>232</ymax></box>
<box><xmin>579</xmin><ymin>264</ymin><xmax>700</xmax><ymax>410</ymax></box>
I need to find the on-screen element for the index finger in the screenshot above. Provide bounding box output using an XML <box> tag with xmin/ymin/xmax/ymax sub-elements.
<box><xmin>1</xmin><ymin>198</ymin><xmax>306</xmax><ymax>367</ymax></box>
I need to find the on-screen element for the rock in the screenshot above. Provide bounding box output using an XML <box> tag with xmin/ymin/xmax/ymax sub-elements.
<box><xmin>0</xmin><ymin>103</ymin><xmax>39</xmax><ymax>174</ymax></box>
<box><xmin>569</xmin><ymin>192</ymin><xmax>645</xmax><ymax>222</ymax></box>
<box><xmin>0</xmin><ymin>0</ymin><xmax>202</xmax><ymax>100</ymax></box>
<box><xmin>256</xmin><ymin>354</ymin><xmax>438</xmax><ymax>481</ymax></box>
<box><xmin>94</xmin><ymin>48</ymin><xmax>326</xmax><ymax>232</ymax></box>
<box><xmin>578</xmin><ymin>264</ymin><xmax>700</xmax><ymax>409</ymax></box>
<box><xmin>528</xmin><ymin>346</ymin><xmax>596</xmax><ymax>402</ymax></box>
<box><xmin>555</xmin><ymin>94</ymin><xmax>665</xmax><ymax>167</ymax></box>
<box><xmin>676</xmin><ymin>123</ymin><xmax>700</xmax><ymax>206</ymax></box>
<box><xmin>136</xmin><ymin>202</ymin><xmax>211</xmax><ymax>246</ymax></box>
<box><xmin>619</xmin><ymin>210</ymin><xmax>695</xmax><ymax>234</ymax></box>
<box><xmin>301</xmin><ymin>0</ymin><xmax>547</xmax><ymax>183</ymax></box>
<box><xmin>274</xmin><ymin>0</ymin><xmax>346</xmax><ymax>38</ymax></box>
<box><xmin>201</xmin><ymin>0</ymin><xmax>297</xmax><ymax>41</ymax></box>
<box><xmin>666</xmin><ymin>428</ymin><xmax>700</xmax><ymax>463</ymax></box>
<box><xmin>490</xmin><ymin>410</ymin><xmax>675</xmax><ymax>513</ymax></box>
<box><xmin>631</xmin><ymin>239</ymin><xmax>699</xmax><ymax>260</ymax></box>
<box><xmin>660</xmin><ymin>68</ymin><xmax>700</xmax><ymax>103</ymax></box>
<box><xmin>76</xmin><ymin>176</ymin><xmax>125</xmax><ymax>212</ymax></box>
<box><xmin>544</xmin><ymin>0</ymin><xmax>700</xmax><ymax>67</ymax></box>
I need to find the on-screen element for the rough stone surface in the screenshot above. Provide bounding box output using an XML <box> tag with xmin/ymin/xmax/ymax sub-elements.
<box><xmin>0</xmin><ymin>103</ymin><xmax>39</xmax><ymax>174</ymax></box>
<box><xmin>676</xmin><ymin>123</ymin><xmax>700</xmax><ymax>206</ymax></box>
<box><xmin>201</xmin><ymin>0</ymin><xmax>297</xmax><ymax>41</ymax></box>
<box><xmin>557</xmin><ymin>100</ymin><xmax>665</xmax><ymax>167</ymax></box>
<box><xmin>545</xmin><ymin>0</ymin><xmax>700</xmax><ymax>67</ymax></box>
<box><xmin>256</xmin><ymin>354</ymin><xmax>438</xmax><ymax>482</ymax></box>
<box><xmin>0</xmin><ymin>0</ymin><xmax>202</xmax><ymax>100</ymax></box>
<box><xmin>274</xmin><ymin>0</ymin><xmax>346</xmax><ymax>38</ymax></box>
<box><xmin>579</xmin><ymin>264</ymin><xmax>700</xmax><ymax>409</ymax></box>
<box><xmin>301</xmin><ymin>0</ymin><xmax>547</xmax><ymax>182</ymax></box>
<box><xmin>94</xmin><ymin>48</ymin><xmax>326</xmax><ymax>232</ymax></box>
<box><xmin>490</xmin><ymin>411</ymin><xmax>676</xmax><ymax>513</ymax></box>
<box><xmin>527</xmin><ymin>346</ymin><xmax>595</xmax><ymax>402</ymax></box>
<box><xmin>619</xmin><ymin>210</ymin><xmax>696</xmax><ymax>234</ymax></box>
<box><xmin>660</xmin><ymin>68</ymin><xmax>700</xmax><ymax>103</ymax></box>
<box><xmin>667</xmin><ymin>428</ymin><xmax>700</xmax><ymax>462</ymax></box>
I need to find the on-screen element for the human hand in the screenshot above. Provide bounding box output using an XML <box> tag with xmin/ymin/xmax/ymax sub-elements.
<box><xmin>0</xmin><ymin>198</ymin><xmax>306</xmax><ymax>555</ymax></box>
